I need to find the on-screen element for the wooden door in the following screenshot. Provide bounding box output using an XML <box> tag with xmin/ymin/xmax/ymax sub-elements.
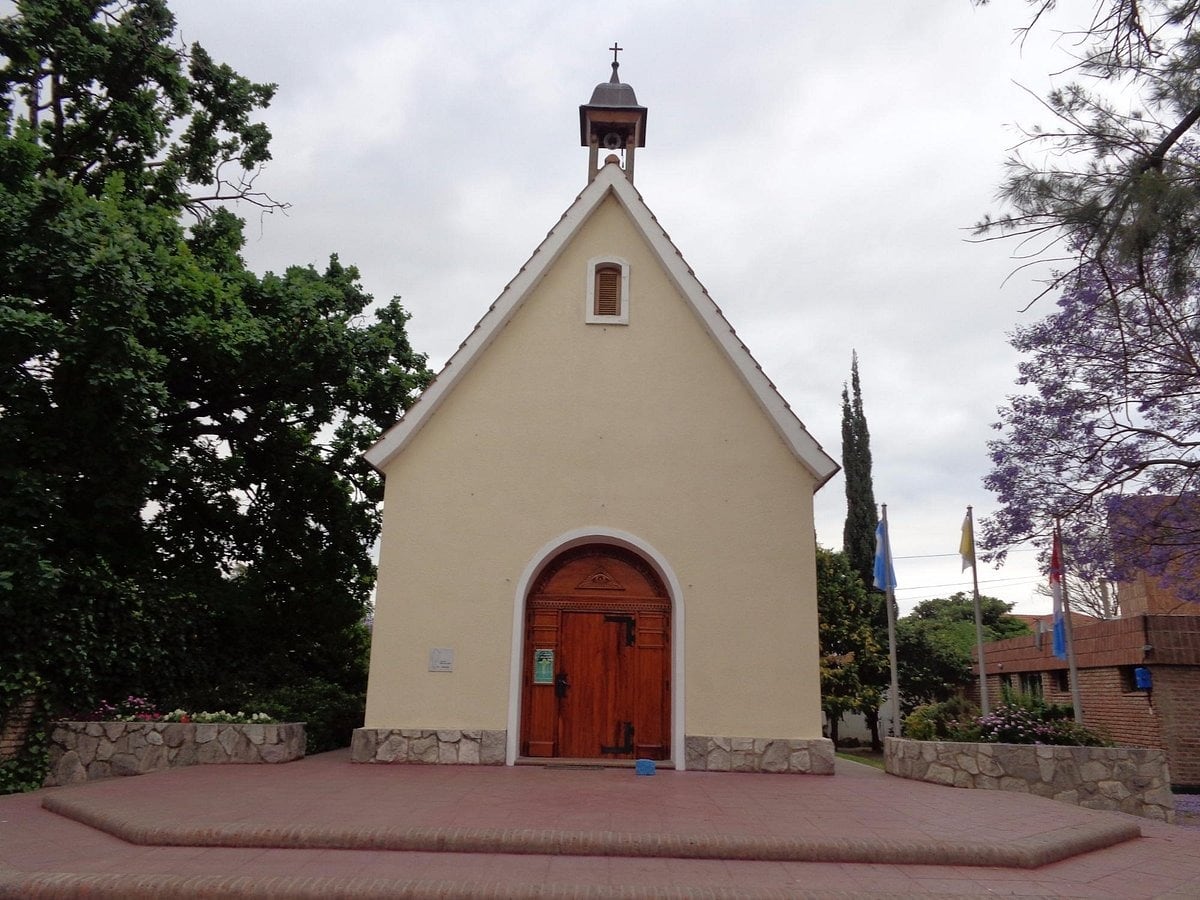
<box><xmin>520</xmin><ymin>544</ymin><xmax>670</xmax><ymax>760</ymax></box>
<box><xmin>557</xmin><ymin>612</ymin><xmax>633</xmax><ymax>757</ymax></box>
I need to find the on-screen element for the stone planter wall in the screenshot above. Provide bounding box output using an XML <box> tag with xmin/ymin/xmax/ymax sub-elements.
<box><xmin>351</xmin><ymin>728</ymin><xmax>506</xmax><ymax>765</ymax></box>
<box><xmin>684</xmin><ymin>736</ymin><xmax>835</xmax><ymax>774</ymax></box>
<box><xmin>885</xmin><ymin>736</ymin><xmax>1174</xmax><ymax>822</ymax></box>
<box><xmin>45</xmin><ymin>721</ymin><xmax>306</xmax><ymax>787</ymax></box>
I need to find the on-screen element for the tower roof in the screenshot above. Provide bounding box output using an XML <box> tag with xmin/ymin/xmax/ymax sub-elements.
<box><xmin>587</xmin><ymin>60</ymin><xmax>642</xmax><ymax>109</ymax></box>
<box><xmin>579</xmin><ymin>51</ymin><xmax>647</xmax><ymax>147</ymax></box>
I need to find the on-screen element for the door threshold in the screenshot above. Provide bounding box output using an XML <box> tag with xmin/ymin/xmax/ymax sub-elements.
<box><xmin>515</xmin><ymin>756</ymin><xmax>675</xmax><ymax>770</ymax></box>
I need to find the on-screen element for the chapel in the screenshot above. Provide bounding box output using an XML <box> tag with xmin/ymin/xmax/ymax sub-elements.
<box><xmin>352</xmin><ymin>54</ymin><xmax>839</xmax><ymax>773</ymax></box>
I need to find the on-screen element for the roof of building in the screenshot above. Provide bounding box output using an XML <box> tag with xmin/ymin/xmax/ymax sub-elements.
<box><xmin>364</xmin><ymin>161</ymin><xmax>839</xmax><ymax>486</ymax></box>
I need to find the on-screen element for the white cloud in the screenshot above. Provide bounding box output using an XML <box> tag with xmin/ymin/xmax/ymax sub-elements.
<box><xmin>104</xmin><ymin>0</ymin><xmax>1097</xmax><ymax>612</ymax></box>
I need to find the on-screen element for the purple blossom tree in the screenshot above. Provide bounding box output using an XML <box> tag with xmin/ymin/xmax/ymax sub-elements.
<box><xmin>982</xmin><ymin>249</ymin><xmax>1200</xmax><ymax>602</ymax></box>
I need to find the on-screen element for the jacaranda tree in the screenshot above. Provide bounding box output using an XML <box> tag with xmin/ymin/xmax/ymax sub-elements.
<box><xmin>982</xmin><ymin>251</ymin><xmax>1200</xmax><ymax>600</ymax></box>
<box><xmin>977</xmin><ymin>1</ymin><xmax>1200</xmax><ymax>601</ymax></box>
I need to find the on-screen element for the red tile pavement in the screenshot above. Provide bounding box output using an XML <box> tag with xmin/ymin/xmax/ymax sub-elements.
<box><xmin>1</xmin><ymin>751</ymin><xmax>1199</xmax><ymax>897</ymax></box>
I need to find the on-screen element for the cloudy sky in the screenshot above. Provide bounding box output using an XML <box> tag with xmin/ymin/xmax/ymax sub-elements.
<box><xmin>147</xmin><ymin>0</ymin><xmax>1088</xmax><ymax>614</ymax></box>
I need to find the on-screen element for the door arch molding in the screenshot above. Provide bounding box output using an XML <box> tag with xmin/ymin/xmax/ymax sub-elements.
<box><xmin>506</xmin><ymin>528</ymin><xmax>685</xmax><ymax>767</ymax></box>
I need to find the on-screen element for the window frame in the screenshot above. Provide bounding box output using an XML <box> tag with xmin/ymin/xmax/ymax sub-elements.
<box><xmin>585</xmin><ymin>256</ymin><xmax>630</xmax><ymax>325</ymax></box>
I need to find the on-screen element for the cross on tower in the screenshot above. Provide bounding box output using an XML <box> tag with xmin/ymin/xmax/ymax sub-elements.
<box><xmin>610</xmin><ymin>43</ymin><xmax>623</xmax><ymax>64</ymax></box>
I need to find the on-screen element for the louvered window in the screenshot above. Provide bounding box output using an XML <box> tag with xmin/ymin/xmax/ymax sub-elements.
<box><xmin>585</xmin><ymin>257</ymin><xmax>629</xmax><ymax>325</ymax></box>
<box><xmin>594</xmin><ymin>265</ymin><xmax>621</xmax><ymax>317</ymax></box>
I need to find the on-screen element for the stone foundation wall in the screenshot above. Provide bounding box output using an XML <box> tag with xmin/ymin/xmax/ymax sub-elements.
<box><xmin>885</xmin><ymin>737</ymin><xmax>1174</xmax><ymax>822</ymax></box>
<box><xmin>45</xmin><ymin>722</ymin><xmax>305</xmax><ymax>787</ymax></box>
<box><xmin>351</xmin><ymin>728</ymin><xmax>506</xmax><ymax>765</ymax></box>
<box><xmin>684</xmin><ymin>736</ymin><xmax>835</xmax><ymax>774</ymax></box>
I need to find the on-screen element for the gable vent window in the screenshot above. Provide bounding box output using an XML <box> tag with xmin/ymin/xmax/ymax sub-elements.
<box><xmin>585</xmin><ymin>256</ymin><xmax>630</xmax><ymax>325</ymax></box>
<box><xmin>595</xmin><ymin>266</ymin><xmax>621</xmax><ymax>316</ymax></box>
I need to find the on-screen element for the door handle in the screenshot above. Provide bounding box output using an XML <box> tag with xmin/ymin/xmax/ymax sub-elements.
<box><xmin>555</xmin><ymin>672</ymin><xmax>570</xmax><ymax>699</ymax></box>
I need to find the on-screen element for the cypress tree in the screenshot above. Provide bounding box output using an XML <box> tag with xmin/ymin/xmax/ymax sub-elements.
<box><xmin>839</xmin><ymin>352</ymin><xmax>891</xmax><ymax>749</ymax></box>
<box><xmin>841</xmin><ymin>352</ymin><xmax>878</xmax><ymax>587</ymax></box>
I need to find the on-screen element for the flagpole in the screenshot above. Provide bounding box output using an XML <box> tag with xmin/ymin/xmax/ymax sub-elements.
<box><xmin>965</xmin><ymin>506</ymin><xmax>991</xmax><ymax>717</ymax></box>
<box><xmin>1056</xmin><ymin>520</ymin><xmax>1084</xmax><ymax>724</ymax></box>
<box><xmin>881</xmin><ymin>504</ymin><xmax>901</xmax><ymax>737</ymax></box>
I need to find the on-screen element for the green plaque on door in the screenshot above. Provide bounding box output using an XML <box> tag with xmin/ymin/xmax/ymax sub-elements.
<box><xmin>533</xmin><ymin>649</ymin><xmax>554</xmax><ymax>684</ymax></box>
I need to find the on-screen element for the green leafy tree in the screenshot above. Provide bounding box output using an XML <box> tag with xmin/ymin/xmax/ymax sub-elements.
<box><xmin>896</xmin><ymin>594</ymin><xmax>1030</xmax><ymax>711</ymax></box>
<box><xmin>0</xmin><ymin>0</ymin><xmax>432</xmax><ymax>788</ymax></box>
<box><xmin>816</xmin><ymin>547</ymin><xmax>884</xmax><ymax>746</ymax></box>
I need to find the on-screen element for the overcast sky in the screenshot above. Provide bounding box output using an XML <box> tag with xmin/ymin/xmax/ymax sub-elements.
<box><xmin>125</xmin><ymin>1</ymin><xmax>1090</xmax><ymax>614</ymax></box>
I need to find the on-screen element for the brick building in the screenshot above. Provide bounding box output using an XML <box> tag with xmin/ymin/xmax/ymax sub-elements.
<box><xmin>974</xmin><ymin>591</ymin><xmax>1200</xmax><ymax>788</ymax></box>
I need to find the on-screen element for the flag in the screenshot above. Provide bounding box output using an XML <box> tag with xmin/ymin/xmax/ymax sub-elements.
<box><xmin>873</xmin><ymin>519</ymin><xmax>897</xmax><ymax>591</ymax></box>
<box><xmin>1050</xmin><ymin>530</ymin><xmax>1067</xmax><ymax>660</ymax></box>
<box><xmin>959</xmin><ymin>511</ymin><xmax>975</xmax><ymax>572</ymax></box>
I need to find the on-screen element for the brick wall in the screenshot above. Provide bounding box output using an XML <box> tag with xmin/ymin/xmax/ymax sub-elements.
<box><xmin>972</xmin><ymin>616</ymin><xmax>1200</xmax><ymax>788</ymax></box>
<box><xmin>976</xmin><ymin>667</ymin><xmax>1162</xmax><ymax>750</ymax></box>
<box><xmin>0</xmin><ymin>695</ymin><xmax>37</xmax><ymax>764</ymax></box>
<box><xmin>1073</xmin><ymin>667</ymin><xmax>1162</xmax><ymax>749</ymax></box>
<box><xmin>1146</xmin><ymin>616</ymin><xmax>1200</xmax><ymax>664</ymax></box>
<box><xmin>979</xmin><ymin>615</ymin><xmax>1149</xmax><ymax>674</ymax></box>
<box><xmin>1151</xmin><ymin>666</ymin><xmax>1200</xmax><ymax>787</ymax></box>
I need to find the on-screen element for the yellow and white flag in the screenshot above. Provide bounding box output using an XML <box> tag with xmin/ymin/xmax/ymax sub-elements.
<box><xmin>959</xmin><ymin>511</ymin><xmax>975</xmax><ymax>572</ymax></box>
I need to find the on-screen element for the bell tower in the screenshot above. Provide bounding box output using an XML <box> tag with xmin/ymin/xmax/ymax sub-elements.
<box><xmin>579</xmin><ymin>44</ymin><xmax>648</xmax><ymax>184</ymax></box>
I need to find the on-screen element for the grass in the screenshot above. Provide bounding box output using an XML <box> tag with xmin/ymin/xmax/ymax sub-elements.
<box><xmin>835</xmin><ymin>749</ymin><xmax>886</xmax><ymax>770</ymax></box>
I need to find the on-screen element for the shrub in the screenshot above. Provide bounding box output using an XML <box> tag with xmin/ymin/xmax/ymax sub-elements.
<box><xmin>73</xmin><ymin>695</ymin><xmax>163</xmax><ymax>722</ymax></box>
<box><xmin>247</xmin><ymin>677</ymin><xmax>364</xmax><ymax>754</ymax></box>
<box><xmin>903</xmin><ymin>696</ymin><xmax>981</xmax><ymax>741</ymax></box>
<box><xmin>902</xmin><ymin>704</ymin><xmax>938</xmax><ymax>741</ymax></box>
<box><xmin>975</xmin><ymin>703</ymin><xmax>1111</xmax><ymax>747</ymax></box>
<box><xmin>68</xmin><ymin>699</ymin><xmax>277</xmax><ymax>725</ymax></box>
<box><xmin>905</xmin><ymin>691</ymin><xmax>1109</xmax><ymax>747</ymax></box>
<box><xmin>160</xmin><ymin>709</ymin><xmax>276</xmax><ymax>724</ymax></box>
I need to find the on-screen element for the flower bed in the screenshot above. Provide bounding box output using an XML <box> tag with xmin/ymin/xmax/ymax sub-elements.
<box><xmin>884</xmin><ymin>736</ymin><xmax>1174</xmax><ymax>822</ymax></box>
<box><xmin>44</xmin><ymin>720</ymin><xmax>305</xmax><ymax>787</ymax></box>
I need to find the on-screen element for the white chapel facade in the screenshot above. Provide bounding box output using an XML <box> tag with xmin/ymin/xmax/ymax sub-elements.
<box><xmin>353</xmin><ymin>57</ymin><xmax>839</xmax><ymax>773</ymax></box>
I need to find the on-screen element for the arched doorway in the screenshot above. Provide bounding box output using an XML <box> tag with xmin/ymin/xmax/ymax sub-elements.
<box><xmin>520</xmin><ymin>543</ymin><xmax>671</xmax><ymax>760</ymax></box>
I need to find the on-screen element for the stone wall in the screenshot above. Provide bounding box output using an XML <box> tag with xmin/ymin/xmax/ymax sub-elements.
<box><xmin>885</xmin><ymin>737</ymin><xmax>1174</xmax><ymax>823</ymax></box>
<box><xmin>44</xmin><ymin>722</ymin><xmax>305</xmax><ymax>787</ymax></box>
<box><xmin>351</xmin><ymin>728</ymin><xmax>506</xmax><ymax>765</ymax></box>
<box><xmin>684</xmin><ymin>736</ymin><xmax>835</xmax><ymax>774</ymax></box>
<box><xmin>350</xmin><ymin>730</ymin><xmax>835</xmax><ymax>772</ymax></box>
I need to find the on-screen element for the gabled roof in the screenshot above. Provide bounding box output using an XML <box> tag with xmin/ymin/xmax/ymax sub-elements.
<box><xmin>365</xmin><ymin>161</ymin><xmax>839</xmax><ymax>488</ymax></box>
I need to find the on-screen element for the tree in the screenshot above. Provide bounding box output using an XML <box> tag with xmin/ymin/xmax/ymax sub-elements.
<box><xmin>981</xmin><ymin>250</ymin><xmax>1200</xmax><ymax>600</ymax></box>
<box><xmin>838</xmin><ymin>354</ymin><xmax>891</xmax><ymax>747</ymax></box>
<box><xmin>976</xmin><ymin>2</ymin><xmax>1200</xmax><ymax>599</ymax></box>
<box><xmin>815</xmin><ymin>547</ymin><xmax>883</xmax><ymax>746</ymax></box>
<box><xmin>896</xmin><ymin>594</ymin><xmax>1030</xmax><ymax>711</ymax></box>
<box><xmin>841</xmin><ymin>352</ymin><xmax>877</xmax><ymax>587</ymax></box>
<box><xmin>0</xmin><ymin>0</ymin><xmax>280</xmax><ymax>215</ymax></box>
<box><xmin>975</xmin><ymin>1</ymin><xmax>1200</xmax><ymax>300</ymax></box>
<box><xmin>0</xmin><ymin>0</ymin><xmax>431</xmax><ymax>789</ymax></box>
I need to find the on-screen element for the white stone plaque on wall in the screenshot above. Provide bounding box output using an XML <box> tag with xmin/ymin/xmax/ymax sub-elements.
<box><xmin>428</xmin><ymin>647</ymin><xmax>454</xmax><ymax>672</ymax></box>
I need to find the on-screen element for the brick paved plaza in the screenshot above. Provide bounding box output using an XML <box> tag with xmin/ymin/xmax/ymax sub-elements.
<box><xmin>3</xmin><ymin>751</ymin><xmax>1200</xmax><ymax>897</ymax></box>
